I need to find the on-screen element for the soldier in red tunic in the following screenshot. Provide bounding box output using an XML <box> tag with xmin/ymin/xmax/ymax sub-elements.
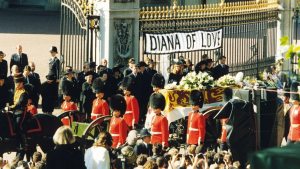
<box><xmin>109</xmin><ymin>94</ymin><xmax>128</xmax><ymax>148</ymax></box>
<box><xmin>149</xmin><ymin>93</ymin><xmax>169</xmax><ymax>148</ymax></box>
<box><xmin>145</xmin><ymin>73</ymin><xmax>166</xmax><ymax>130</ymax></box>
<box><xmin>90</xmin><ymin>78</ymin><xmax>109</xmax><ymax>120</ymax></box>
<box><xmin>61</xmin><ymin>92</ymin><xmax>78</xmax><ymax>126</ymax></box>
<box><xmin>288</xmin><ymin>82</ymin><xmax>300</xmax><ymax>143</ymax></box>
<box><xmin>186</xmin><ymin>90</ymin><xmax>205</xmax><ymax>145</ymax></box>
<box><xmin>121</xmin><ymin>76</ymin><xmax>140</xmax><ymax>129</ymax></box>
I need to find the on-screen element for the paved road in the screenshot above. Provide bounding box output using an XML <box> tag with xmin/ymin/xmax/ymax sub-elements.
<box><xmin>0</xmin><ymin>8</ymin><xmax>61</xmax><ymax>163</ymax></box>
<box><xmin>0</xmin><ymin>9</ymin><xmax>60</xmax><ymax>82</ymax></box>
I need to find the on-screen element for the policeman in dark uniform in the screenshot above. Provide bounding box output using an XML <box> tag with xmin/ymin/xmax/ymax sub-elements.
<box><xmin>9</xmin><ymin>74</ymin><xmax>29</xmax><ymax>149</ymax></box>
<box><xmin>48</xmin><ymin>46</ymin><xmax>60</xmax><ymax>80</ymax></box>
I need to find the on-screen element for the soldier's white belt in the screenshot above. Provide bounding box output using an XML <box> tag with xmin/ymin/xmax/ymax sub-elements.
<box><xmin>111</xmin><ymin>134</ymin><xmax>120</xmax><ymax>137</ymax></box>
<box><xmin>151</xmin><ymin>131</ymin><xmax>162</xmax><ymax>135</ymax></box>
<box><xmin>189</xmin><ymin>127</ymin><xmax>199</xmax><ymax>131</ymax></box>
<box><xmin>125</xmin><ymin>111</ymin><xmax>133</xmax><ymax>114</ymax></box>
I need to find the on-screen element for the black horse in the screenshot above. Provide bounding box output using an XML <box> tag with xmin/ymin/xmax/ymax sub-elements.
<box><xmin>0</xmin><ymin>111</ymin><xmax>63</xmax><ymax>160</ymax></box>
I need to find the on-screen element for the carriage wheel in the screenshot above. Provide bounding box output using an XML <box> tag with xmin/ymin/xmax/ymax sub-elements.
<box><xmin>80</xmin><ymin>115</ymin><xmax>112</xmax><ymax>151</ymax></box>
<box><xmin>57</xmin><ymin>111</ymin><xmax>86</xmax><ymax>127</ymax></box>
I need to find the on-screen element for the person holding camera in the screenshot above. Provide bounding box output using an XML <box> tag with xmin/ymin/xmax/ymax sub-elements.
<box><xmin>186</xmin><ymin>90</ymin><xmax>206</xmax><ymax>146</ymax></box>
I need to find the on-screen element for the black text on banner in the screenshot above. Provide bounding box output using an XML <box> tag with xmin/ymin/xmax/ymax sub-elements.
<box><xmin>145</xmin><ymin>29</ymin><xmax>223</xmax><ymax>54</ymax></box>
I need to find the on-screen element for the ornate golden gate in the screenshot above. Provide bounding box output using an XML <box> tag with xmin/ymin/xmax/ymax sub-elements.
<box><xmin>139</xmin><ymin>0</ymin><xmax>279</xmax><ymax>76</ymax></box>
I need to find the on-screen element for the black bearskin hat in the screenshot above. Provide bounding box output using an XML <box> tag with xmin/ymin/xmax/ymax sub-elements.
<box><xmin>121</xmin><ymin>76</ymin><xmax>134</xmax><ymax>92</ymax></box>
<box><xmin>150</xmin><ymin>93</ymin><xmax>166</xmax><ymax>110</ymax></box>
<box><xmin>189</xmin><ymin>90</ymin><xmax>204</xmax><ymax>107</ymax></box>
<box><xmin>151</xmin><ymin>73</ymin><xmax>165</xmax><ymax>89</ymax></box>
<box><xmin>92</xmin><ymin>78</ymin><xmax>105</xmax><ymax>94</ymax></box>
<box><xmin>110</xmin><ymin>94</ymin><xmax>126</xmax><ymax>115</ymax></box>
<box><xmin>223</xmin><ymin>87</ymin><xmax>233</xmax><ymax>102</ymax></box>
<box><xmin>290</xmin><ymin>82</ymin><xmax>299</xmax><ymax>101</ymax></box>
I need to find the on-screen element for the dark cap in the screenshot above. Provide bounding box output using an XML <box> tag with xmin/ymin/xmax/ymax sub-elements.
<box><xmin>64</xmin><ymin>69</ymin><xmax>75</xmax><ymax>75</ymax></box>
<box><xmin>140</xmin><ymin>129</ymin><xmax>151</xmax><ymax>138</ymax></box>
<box><xmin>46</xmin><ymin>73</ymin><xmax>56</xmax><ymax>80</ymax></box>
<box><xmin>206</xmin><ymin>59</ymin><xmax>213</xmax><ymax>63</ymax></box>
<box><xmin>49</xmin><ymin>46</ymin><xmax>58</xmax><ymax>53</ymax></box>
<box><xmin>137</xmin><ymin>61</ymin><xmax>148</xmax><ymax>68</ymax></box>
<box><xmin>89</xmin><ymin>62</ymin><xmax>97</xmax><ymax>68</ymax></box>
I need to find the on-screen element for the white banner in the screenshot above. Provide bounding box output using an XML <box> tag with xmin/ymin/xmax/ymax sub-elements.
<box><xmin>145</xmin><ymin>29</ymin><xmax>223</xmax><ymax>54</ymax></box>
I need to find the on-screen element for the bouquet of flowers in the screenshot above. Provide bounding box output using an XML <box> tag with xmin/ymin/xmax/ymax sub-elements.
<box><xmin>165</xmin><ymin>82</ymin><xmax>178</xmax><ymax>90</ymax></box>
<box><xmin>215</xmin><ymin>75</ymin><xmax>237</xmax><ymax>87</ymax></box>
<box><xmin>179</xmin><ymin>72</ymin><xmax>214</xmax><ymax>90</ymax></box>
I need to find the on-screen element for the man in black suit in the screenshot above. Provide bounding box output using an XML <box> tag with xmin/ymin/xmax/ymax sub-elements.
<box><xmin>212</xmin><ymin>56</ymin><xmax>229</xmax><ymax>80</ymax></box>
<box><xmin>28</xmin><ymin>62</ymin><xmax>41</xmax><ymax>107</ymax></box>
<box><xmin>137</xmin><ymin>61</ymin><xmax>152</xmax><ymax>123</ymax></box>
<box><xmin>10</xmin><ymin>45</ymin><xmax>28</xmax><ymax>72</ymax></box>
<box><xmin>134</xmin><ymin>129</ymin><xmax>153</xmax><ymax>156</ymax></box>
<box><xmin>124</xmin><ymin>58</ymin><xmax>135</xmax><ymax>77</ymax></box>
<box><xmin>48</xmin><ymin>46</ymin><xmax>60</xmax><ymax>81</ymax></box>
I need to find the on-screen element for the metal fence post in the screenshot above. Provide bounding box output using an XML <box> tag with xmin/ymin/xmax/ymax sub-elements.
<box><xmin>254</xmin><ymin>89</ymin><xmax>261</xmax><ymax>150</ymax></box>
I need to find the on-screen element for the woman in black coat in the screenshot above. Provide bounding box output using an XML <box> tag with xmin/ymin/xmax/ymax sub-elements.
<box><xmin>0</xmin><ymin>51</ymin><xmax>8</xmax><ymax>77</ymax></box>
<box><xmin>46</xmin><ymin>126</ymin><xmax>86</xmax><ymax>169</ymax></box>
<box><xmin>41</xmin><ymin>74</ymin><xmax>58</xmax><ymax>114</ymax></box>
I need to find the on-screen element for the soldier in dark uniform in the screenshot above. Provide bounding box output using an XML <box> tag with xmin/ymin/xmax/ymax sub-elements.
<box><xmin>48</xmin><ymin>46</ymin><xmax>60</xmax><ymax>80</ymax></box>
<box><xmin>81</xmin><ymin>71</ymin><xmax>96</xmax><ymax>120</ymax></box>
<box><xmin>41</xmin><ymin>73</ymin><xmax>58</xmax><ymax>114</ymax></box>
<box><xmin>9</xmin><ymin>74</ymin><xmax>29</xmax><ymax>149</ymax></box>
<box><xmin>0</xmin><ymin>74</ymin><xmax>9</xmax><ymax>110</ymax></box>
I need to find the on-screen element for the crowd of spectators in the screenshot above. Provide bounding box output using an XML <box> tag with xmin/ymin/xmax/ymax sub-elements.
<box><xmin>0</xmin><ymin>126</ymin><xmax>249</xmax><ymax>169</ymax></box>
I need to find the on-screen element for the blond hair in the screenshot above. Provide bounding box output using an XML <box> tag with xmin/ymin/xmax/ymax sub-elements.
<box><xmin>53</xmin><ymin>126</ymin><xmax>75</xmax><ymax>145</ymax></box>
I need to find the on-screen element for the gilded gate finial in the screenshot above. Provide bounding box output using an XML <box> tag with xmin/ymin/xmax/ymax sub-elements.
<box><xmin>173</xmin><ymin>0</ymin><xmax>178</xmax><ymax>11</ymax></box>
